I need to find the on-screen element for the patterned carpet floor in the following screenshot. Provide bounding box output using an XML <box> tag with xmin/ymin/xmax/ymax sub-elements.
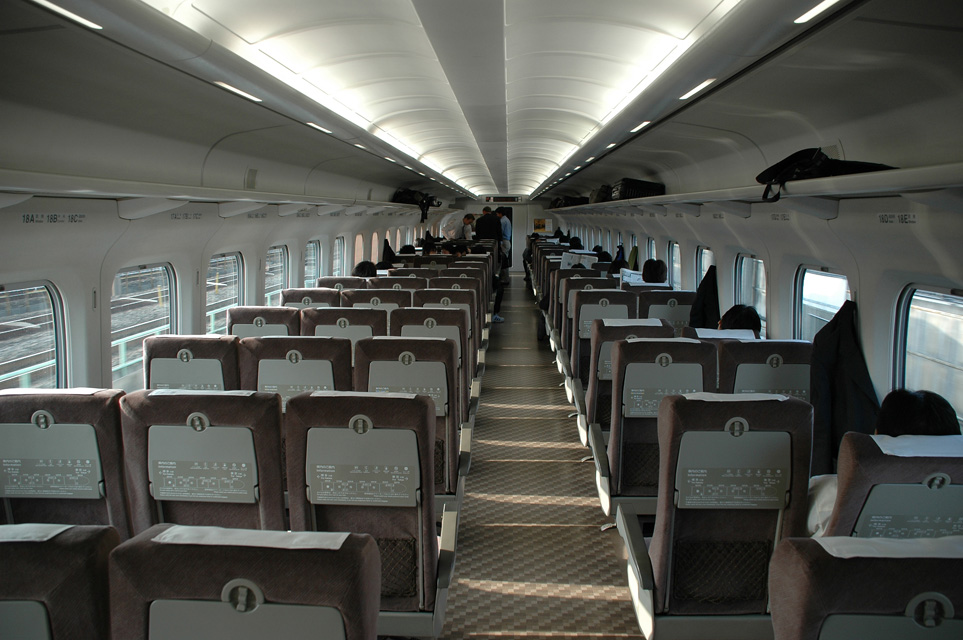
<box><xmin>441</xmin><ymin>275</ymin><xmax>641</xmax><ymax>639</ymax></box>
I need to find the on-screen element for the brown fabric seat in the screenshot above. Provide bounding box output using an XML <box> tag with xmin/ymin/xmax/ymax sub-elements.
<box><xmin>301</xmin><ymin>307</ymin><xmax>388</xmax><ymax>342</ymax></box>
<box><xmin>581</xmin><ymin>319</ymin><xmax>674</xmax><ymax>447</ymax></box>
<box><xmin>119</xmin><ymin>390</ymin><xmax>286</xmax><ymax>535</ymax></box>
<box><xmin>0</xmin><ymin>524</ymin><xmax>118</xmax><ymax>639</ymax></box>
<box><xmin>0</xmin><ymin>388</ymin><xmax>131</xmax><ymax>539</ymax></box>
<box><xmin>238</xmin><ymin>336</ymin><xmax>354</xmax><ymax>408</ymax></box>
<box><xmin>340</xmin><ymin>288</ymin><xmax>413</xmax><ymax>320</ymax></box>
<box><xmin>390</xmin><ymin>307</ymin><xmax>472</xmax><ymax>427</ymax></box>
<box><xmin>367</xmin><ymin>276</ymin><xmax>429</xmax><ymax>291</ymax></box>
<box><xmin>414</xmin><ymin>287</ymin><xmax>481</xmax><ymax>360</ymax></box>
<box><xmin>227</xmin><ymin>305</ymin><xmax>300</xmax><ymax>337</ymax></box>
<box><xmin>389</xmin><ymin>268</ymin><xmax>435</xmax><ymax>278</ymax></box>
<box><xmin>825</xmin><ymin>433</ymin><xmax>963</xmax><ymax>538</ymax></box>
<box><xmin>717</xmin><ymin>339</ymin><xmax>812</xmax><ymax>402</ymax></box>
<box><xmin>442</xmin><ymin>267</ymin><xmax>491</xmax><ymax>311</ymax></box>
<box><xmin>316</xmin><ymin>276</ymin><xmax>368</xmax><ymax>291</ymax></box>
<box><xmin>569</xmin><ymin>289</ymin><xmax>638</xmax><ymax>387</ymax></box>
<box><xmin>596</xmin><ymin>338</ymin><xmax>717</xmax><ymax>516</ymax></box>
<box><xmin>110</xmin><ymin>523</ymin><xmax>381</xmax><ymax>640</ymax></box>
<box><xmin>548</xmin><ymin>268</ymin><xmax>602</xmax><ymax>335</ymax></box>
<box><xmin>617</xmin><ymin>393</ymin><xmax>813</xmax><ymax>639</ymax></box>
<box><xmin>428</xmin><ymin>277</ymin><xmax>486</xmax><ymax>318</ymax></box>
<box><xmin>353</xmin><ymin>337</ymin><xmax>461</xmax><ymax>504</ymax></box>
<box><xmin>280</xmin><ymin>287</ymin><xmax>342</xmax><ymax>309</ymax></box>
<box><xmin>638</xmin><ymin>290</ymin><xmax>698</xmax><ymax>336</ymax></box>
<box><xmin>769</xmin><ymin>535</ymin><xmax>963</xmax><ymax>640</ymax></box>
<box><xmin>558</xmin><ymin>277</ymin><xmax>613</xmax><ymax>356</ymax></box>
<box><xmin>143</xmin><ymin>335</ymin><xmax>240</xmax><ymax>391</ymax></box>
<box><xmin>284</xmin><ymin>391</ymin><xmax>456</xmax><ymax>636</ymax></box>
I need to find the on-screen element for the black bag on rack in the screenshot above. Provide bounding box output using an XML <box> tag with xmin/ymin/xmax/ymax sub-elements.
<box><xmin>755</xmin><ymin>148</ymin><xmax>896</xmax><ymax>202</ymax></box>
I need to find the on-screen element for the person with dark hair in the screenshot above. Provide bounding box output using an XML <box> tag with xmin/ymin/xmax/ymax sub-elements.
<box><xmin>718</xmin><ymin>304</ymin><xmax>762</xmax><ymax>335</ymax></box>
<box><xmin>596</xmin><ymin>250</ymin><xmax>612</xmax><ymax>263</ymax></box>
<box><xmin>351</xmin><ymin>260</ymin><xmax>376</xmax><ymax>277</ymax></box>
<box><xmin>807</xmin><ymin>388</ymin><xmax>959</xmax><ymax>536</ymax></box>
<box><xmin>422</xmin><ymin>240</ymin><xmax>437</xmax><ymax>254</ymax></box>
<box><xmin>641</xmin><ymin>258</ymin><xmax>667</xmax><ymax>283</ymax></box>
<box><xmin>875</xmin><ymin>389</ymin><xmax>960</xmax><ymax>436</ymax></box>
<box><xmin>591</xmin><ymin>245</ymin><xmax>603</xmax><ymax>254</ymax></box>
<box><xmin>399</xmin><ymin>244</ymin><xmax>416</xmax><ymax>254</ymax></box>
<box><xmin>374</xmin><ymin>260</ymin><xmax>393</xmax><ymax>270</ymax></box>
<box><xmin>568</xmin><ymin>236</ymin><xmax>583</xmax><ymax>250</ymax></box>
<box><xmin>474</xmin><ymin>207</ymin><xmax>506</xmax><ymax>323</ymax></box>
<box><xmin>608</xmin><ymin>259</ymin><xmax>628</xmax><ymax>277</ymax></box>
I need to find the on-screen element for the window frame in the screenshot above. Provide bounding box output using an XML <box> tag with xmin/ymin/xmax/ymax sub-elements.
<box><xmin>303</xmin><ymin>239</ymin><xmax>321</xmax><ymax>286</ymax></box>
<box><xmin>895</xmin><ymin>284</ymin><xmax>963</xmax><ymax>426</ymax></box>
<box><xmin>668</xmin><ymin>241</ymin><xmax>681</xmax><ymax>289</ymax></box>
<box><xmin>735</xmin><ymin>253</ymin><xmax>768</xmax><ymax>339</ymax></box>
<box><xmin>0</xmin><ymin>280</ymin><xmax>66</xmax><ymax>389</ymax></box>
<box><xmin>110</xmin><ymin>263</ymin><xmax>176</xmax><ymax>389</ymax></box>
<box><xmin>206</xmin><ymin>252</ymin><xmax>244</xmax><ymax>335</ymax></box>
<box><xmin>647</xmin><ymin>237</ymin><xmax>656</xmax><ymax>260</ymax></box>
<box><xmin>265</xmin><ymin>244</ymin><xmax>289</xmax><ymax>305</ymax></box>
<box><xmin>696</xmin><ymin>246</ymin><xmax>714</xmax><ymax>281</ymax></box>
<box><xmin>794</xmin><ymin>265</ymin><xmax>851</xmax><ymax>341</ymax></box>
<box><xmin>333</xmin><ymin>236</ymin><xmax>346</xmax><ymax>276</ymax></box>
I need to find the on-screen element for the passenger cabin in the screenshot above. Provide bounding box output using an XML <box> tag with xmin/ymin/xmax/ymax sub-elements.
<box><xmin>1</xmin><ymin>0</ymin><xmax>962</xmax><ymax>638</ymax></box>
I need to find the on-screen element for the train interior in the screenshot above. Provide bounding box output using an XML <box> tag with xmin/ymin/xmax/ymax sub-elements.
<box><xmin>1</xmin><ymin>0</ymin><xmax>963</xmax><ymax>638</ymax></box>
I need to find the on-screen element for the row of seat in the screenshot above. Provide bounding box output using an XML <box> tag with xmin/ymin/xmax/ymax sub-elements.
<box><xmin>528</xmin><ymin>238</ymin><xmax>963</xmax><ymax>638</ymax></box>
<box><xmin>0</xmin><ymin>388</ymin><xmax>458</xmax><ymax>638</ymax></box>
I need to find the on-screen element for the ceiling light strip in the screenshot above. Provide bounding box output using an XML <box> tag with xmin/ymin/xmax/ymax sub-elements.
<box><xmin>213</xmin><ymin>81</ymin><xmax>262</xmax><ymax>102</ymax></box>
<box><xmin>794</xmin><ymin>0</ymin><xmax>843</xmax><ymax>24</ymax></box>
<box><xmin>29</xmin><ymin>0</ymin><xmax>102</xmax><ymax>29</ymax></box>
<box><xmin>679</xmin><ymin>79</ymin><xmax>716</xmax><ymax>100</ymax></box>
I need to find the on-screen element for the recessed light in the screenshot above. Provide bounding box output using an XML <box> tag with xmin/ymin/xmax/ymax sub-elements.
<box><xmin>354</xmin><ymin>144</ymin><xmax>366</xmax><ymax>150</ymax></box>
<box><xmin>29</xmin><ymin>0</ymin><xmax>102</xmax><ymax>29</ymax></box>
<box><xmin>795</xmin><ymin>0</ymin><xmax>842</xmax><ymax>23</ymax></box>
<box><xmin>306</xmin><ymin>122</ymin><xmax>332</xmax><ymax>134</ymax></box>
<box><xmin>680</xmin><ymin>79</ymin><xmax>715</xmax><ymax>100</ymax></box>
<box><xmin>214</xmin><ymin>81</ymin><xmax>262</xmax><ymax>102</ymax></box>
<box><xmin>630</xmin><ymin>121</ymin><xmax>651</xmax><ymax>133</ymax></box>
<box><xmin>605</xmin><ymin>143</ymin><xmax>617</xmax><ymax>149</ymax></box>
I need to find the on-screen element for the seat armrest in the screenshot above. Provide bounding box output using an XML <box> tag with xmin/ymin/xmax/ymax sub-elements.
<box><xmin>571</xmin><ymin>378</ymin><xmax>586</xmax><ymax>415</ymax></box>
<box><xmin>616</xmin><ymin>505</ymin><xmax>656</xmax><ymax>638</ymax></box>
<box><xmin>437</xmin><ymin>508</ymin><xmax>459</xmax><ymax>589</ymax></box>
<box><xmin>588</xmin><ymin>422</ymin><xmax>609</xmax><ymax>479</ymax></box>
<box><xmin>458</xmin><ymin>425</ymin><xmax>472</xmax><ymax>476</ymax></box>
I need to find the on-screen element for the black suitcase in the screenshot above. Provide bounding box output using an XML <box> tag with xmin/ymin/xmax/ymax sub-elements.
<box><xmin>611</xmin><ymin>177</ymin><xmax>665</xmax><ymax>200</ymax></box>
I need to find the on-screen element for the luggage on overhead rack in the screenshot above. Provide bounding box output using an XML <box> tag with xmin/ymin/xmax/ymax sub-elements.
<box><xmin>610</xmin><ymin>177</ymin><xmax>666</xmax><ymax>200</ymax></box>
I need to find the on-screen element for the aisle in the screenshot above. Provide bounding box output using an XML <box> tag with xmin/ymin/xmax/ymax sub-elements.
<box><xmin>442</xmin><ymin>274</ymin><xmax>641</xmax><ymax>639</ymax></box>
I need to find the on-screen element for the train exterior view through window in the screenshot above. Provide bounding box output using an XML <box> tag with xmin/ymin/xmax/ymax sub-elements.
<box><xmin>2</xmin><ymin>0</ymin><xmax>963</xmax><ymax>638</ymax></box>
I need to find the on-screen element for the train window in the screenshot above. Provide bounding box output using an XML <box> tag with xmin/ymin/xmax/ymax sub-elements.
<box><xmin>395</xmin><ymin>228</ymin><xmax>402</xmax><ymax>250</ymax></box>
<box><xmin>111</xmin><ymin>264</ymin><xmax>174</xmax><ymax>389</ymax></box>
<box><xmin>303</xmin><ymin>240</ymin><xmax>321</xmax><ymax>286</ymax></box>
<box><xmin>606</xmin><ymin>230</ymin><xmax>612</xmax><ymax>252</ymax></box>
<box><xmin>207</xmin><ymin>253</ymin><xmax>243</xmax><ymax>334</ymax></box>
<box><xmin>0</xmin><ymin>282</ymin><xmax>63</xmax><ymax>389</ymax></box>
<box><xmin>371</xmin><ymin>232</ymin><xmax>380</xmax><ymax>262</ymax></box>
<box><xmin>333</xmin><ymin>237</ymin><xmax>345</xmax><ymax>276</ymax></box>
<box><xmin>900</xmin><ymin>288</ymin><xmax>963</xmax><ymax>426</ymax></box>
<box><xmin>796</xmin><ymin>268</ymin><xmax>850</xmax><ymax>341</ymax></box>
<box><xmin>265</xmin><ymin>245</ymin><xmax>288</xmax><ymax>305</ymax></box>
<box><xmin>668</xmin><ymin>242</ymin><xmax>681</xmax><ymax>288</ymax></box>
<box><xmin>697</xmin><ymin>247</ymin><xmax>714</xmax><ymax>281</ymax></box>
<box><xmin>735</xmin><ymin>255</ymin><xmax>768</xmax><ymax>338</ymax></box>
<box><xmin>647</xmin><ymin>237</ymin><xmax>656</xmax><ymax>260</ymax></box>
<box><xmin>353</xmin><ymin>235</ymin><xmax>364</xmax><ymax>264</ymax></box>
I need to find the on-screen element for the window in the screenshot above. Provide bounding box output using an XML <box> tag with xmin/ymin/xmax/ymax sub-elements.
<box><xmin>0</xmin><ymin>282</ymin><xmax>63</xmax><ymax>389</ymax></box>
<box><xmin>353</xmin><ymin>235</ymin><xmax>364</xmax><ymax>265</ymax></box>
<box><xmin>333</xmin><ymin>237</ymin><xmax>345</xmax><ymax>276</ymax></box>
<box><xmin>371</xmin><ymin>232</ymin><xmax>380</xmax><ymax>263</ymax></box>
<box><xmin>668</xmin><ymin>242</ymin><xmax>681</xmax><ymax>289</ymax></box>
<box><xmin>900</xmin><ymin>288</ymin><xmax>963</xmax><ymax>427</ymax></box>
<box><xmin>111</xmin><ymin>265</ymin><xmax>174</xmax><ymax>389</ymax></box>
<box><xmin>303</xmin><ymin>240</ymin><xmax>321</xmax><ymax>286</ymax></box>
<box><xmin>207</xmin><ymin>253</ymin><xmax>242</xmax><ymax>334</ymax></box>
<box><xmin>647</xmin><ymin>237</ymin><xmax>656</xmax><ymax>260</ymax></box>
<box><xmin>265</xmin><ymin>245</ymin><xmax>288</xmax><ymax>305</ymax></box>
<box><xmin>736</xmin><ymin>255</ymin><xmax>768</xmax><ymax>338</ymax></box>
<box><xmin>697</xmin><ymin>247</ymin><xmax>714</xmax><ymax>281</ymax></box>
<box><xmin>796</xmin><ymin>268</ymin><xmax>850</xmax><ymax>341</ymax></box>
<box><xmin>606</xmin><ymin>230</ymin><xmax>612</xmax><ymax>252</ymax></box>
<box><xmin>395</xmin><ymin>228</ymin><xmax>402</xmax><ymax>250</ymax></box>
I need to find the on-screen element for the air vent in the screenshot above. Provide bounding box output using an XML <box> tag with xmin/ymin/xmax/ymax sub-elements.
<box><xmin>244</xmin><ymin>168</ymin><xmax>258</xmax><ymax>190</ymax></box>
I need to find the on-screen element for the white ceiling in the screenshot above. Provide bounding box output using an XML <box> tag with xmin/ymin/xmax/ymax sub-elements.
<box><xmin>136</xmin><ymin>0</ymin><xmax>776</xmax><ymax>196</ymax></box>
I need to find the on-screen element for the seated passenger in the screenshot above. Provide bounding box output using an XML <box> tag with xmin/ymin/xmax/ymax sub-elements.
<box><xmin>399</xmin><ymin>244</ymin><xmax>417</xmax><ymax>254</ymax></box>
<box><xmin>608</xmin><ymin>259</ymin><xmax>629</xmax><ymax>277</ymax></box>
<box><xmin>807</xmin><ymin>388</ymin><xmax>960</xmax><ymax>536</ymax></box>
<box><xmin>569</xmin><ymin>236</ymin><xmax>584</xmax><ymax>250</ymax></box>
<box><xmin>596</xmin><ymin>250</ymin><xmax>613</xmax><ymax>263</ymax></box>
<box><xmin>591</xmin><ymin>245</ymin><xmax>604</xmax><ymax>254</ymax></box>
<box><xmin>351</xmin><ymin>260</ymin><xmax>377</xmax><ymax>278</ymax></box>
<box><xmin>374</xmin><ymin>260</ymin><xmax>394</xmax><ymax>270</ymax></box>
<box><xmin>641</xmin><ymin>258</ymin><xmax>667</xmax><ymax>283</ymax></box>
<box><xmin>718</xmin><ymin>304</ymin><xmax>762</xmax><ymax>335</ymax></box>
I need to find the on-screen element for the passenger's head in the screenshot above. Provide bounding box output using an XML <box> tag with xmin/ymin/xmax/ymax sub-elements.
<box><xmin>641</xmin><ymin>259</ymin><xmax>667</xmax><ymax>283</ymax></box>
<box><xmin>569</xmin><ymin>236</ymin><xmax>583</xmax><ymax>250</ymax></box>
<box><xmin>462</xmin><ymin>214</ymin><xmax>475</xmax><ymax>225</ymax></box>
<box><xmin>495</xmin><ymin>208</ymin><xmax>506</xmax><ymax>218</ymax></box>
<box><xmin>422</xmin><ymin>240</ymin><xmax>437</xmax><ymax>254</ymax></box>
<box><xmin>591</xmin><ymin>245</ymin><xmax>604</xmax><ymax>254</ymax></box>
<box><xmin>596</xmin><ymin>250</ymin><xmax>613</xmax><ymax>263</ymax></box>
<box><xmin>482</xmin><ymin>206</ymin><xmax>493</xmax><ymax>215</ymax></box>
<box><xmin>718</xmin><ymin>304</ymin><xmax>762</xmax><ymax>334</ymax></box>
<box><xmin>374</xmin><ymin>260</ymin><xmax>393</xmax><ymax>270</ymax></box>
<box><xmin>351</xmin><ymin>260</ymin><xmax>377</xmax><ymax>278</ymax></box>
<box><xmin>875</xmin><ymin>389</ymin><xmax>960</xmax><ymax>436</ymax></box>
<box><xmin>608</xmin><ymin>259</ymin><xmax>629</xmax><ymax>276</ymax></box>
<box><xmin>399</xmin><ymin>244</ymin><xmax>416</xmax><ymax>254</ymax></box>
